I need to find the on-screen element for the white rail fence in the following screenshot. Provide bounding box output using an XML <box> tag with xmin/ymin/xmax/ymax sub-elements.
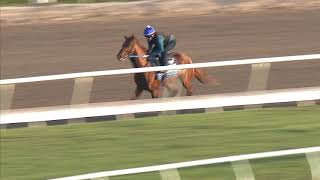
<box><xmin>1</xmin><ymin>86</ymin><xmax>320</xmax><ymax>125</ymax></box>
<box><xmin>1</xmin><ymin>54</ymin><xmax>320</xmax><ymax>84</ymax></box>
<box><xmin>49</xmin><ymin>146</ymin><xmax>320</xmax><ymax>180</ymax></box>
<box><xmin>1</xmin><ymin>55</ymin><xmax>319</xmax><ymax>179</ymax></box>
<box><xmin>1</xmin><ymin>54</ymin><xmax>320</xmax><ymax>110</ymax></box>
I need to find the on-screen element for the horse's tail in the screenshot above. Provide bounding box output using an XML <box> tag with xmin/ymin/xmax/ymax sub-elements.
<box><xmin>181</xmin><ymin>54</ymin><xmax>212</xmax><ymax>84</ymax></box>
<box><xmin>194</xmin><ymin>68</ymin><xmax>209</xmax><ymax>84</ymax></box>
<box><xmin>194</xmin><ymin>68</ymin><xmax>220</xmax><ymax>85</ymax></box>
<box><xmin>173</xmin><ymin>52</ymin><xmax>220</xmax><ymax>85</ymax></box>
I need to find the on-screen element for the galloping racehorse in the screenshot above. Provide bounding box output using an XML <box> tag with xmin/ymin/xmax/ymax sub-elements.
<box><xmin>117</xmin><ymin>35</ymin><xmax>213</xmax><ymax>99</ymax></box>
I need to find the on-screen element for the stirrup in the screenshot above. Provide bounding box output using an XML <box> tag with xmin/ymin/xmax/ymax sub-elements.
<box><xmin>156</xmin><ymin>72</ymin><xmax>164</xmax><ymax>80</ymax></box>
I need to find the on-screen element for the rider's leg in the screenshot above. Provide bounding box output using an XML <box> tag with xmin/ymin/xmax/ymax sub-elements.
<box><xmin>151</xmin><ymin>60</ymin><xmax>160</xmax><ymax>66</ymax></box>
<box><xmin>162</xmin><ymin>36</ymin><xmax>176</xmax><ymax>66</ymax></box>
<box><xmin>160</xmin><ymin>52</ymin><xmax>167</xmax><ymax>66</ymax></box>
<box><xmin>149</xmin><ymin>55</ymin><xmax>162</xmax><ymax>80</ymax></box>
<box><xmin>149</xmin><ymin>55</ymin><xmax>160</xmax><ymax>66</ymax></box>
<box><xmin>164</xmin><ymin>35</ymin><xmax>176</xmax><ymax>52</ymax></box>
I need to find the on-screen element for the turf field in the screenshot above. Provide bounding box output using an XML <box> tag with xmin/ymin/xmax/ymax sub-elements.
<box><xmin>1</xmin><ymin>106</ymin><xmax>319</xmax><ymax>180</ymax></box>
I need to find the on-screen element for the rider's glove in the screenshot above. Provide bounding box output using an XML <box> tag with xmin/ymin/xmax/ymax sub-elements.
<box><xmin>148</xmin><ymin>54</ymin><xmax>160</xmax><ymax>62</ymax></box>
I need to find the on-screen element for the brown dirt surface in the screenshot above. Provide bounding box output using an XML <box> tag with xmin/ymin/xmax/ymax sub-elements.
<box><xmin>1</xmin><ymin>0</ymin><xmax>320</xmax><ymax>25</ymax></box>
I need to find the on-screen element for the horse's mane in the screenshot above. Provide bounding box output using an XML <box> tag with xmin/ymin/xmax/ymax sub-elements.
<box><xmin>126</xmin><ymin>35</ymin><xmax>149</xmax><ymax>68</ymax></box>
<box><xmin>128</xmin><ymin>35</ymin><xmax>147</xmax><ymax>52</ymax></box>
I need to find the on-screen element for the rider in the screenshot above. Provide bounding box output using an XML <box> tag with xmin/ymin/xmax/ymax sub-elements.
<box><xmin>143</xmin><ymin>25</ymin><xmax>176</xmax><ymax>67</ymax></box>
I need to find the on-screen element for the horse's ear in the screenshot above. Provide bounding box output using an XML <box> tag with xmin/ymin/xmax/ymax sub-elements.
<box><xmin>124</xmin><ymin>35</ymin><xmax>128</xmax><ymax>40</ymax></box>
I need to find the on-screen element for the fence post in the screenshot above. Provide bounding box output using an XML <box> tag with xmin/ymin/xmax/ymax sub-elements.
<box><xmin>71</xmin><ymin>77</ymin><xmax>94</xmax><ymax>105</ymax></box>
<box><xmin>116</xmin><ymin>113</ymin><xmax>135</xmax><ymax>120</ymax></box>
<box><xmin>0</xmin><ymin>84</ymin><xmax>15</xmax><ymax>110</ymax></box>
<box><xmin>29</xmin><ymin>0</ymin><xmax>56</xmax><ymax>4</ymax></box>
<box><xmin>306</xmin><ymin>152</ymin><xmax>320</xmax><ymax>180</ymax></box>
<box><xmin>246</xmin><ymin>63</ymin><xmax>271</xmax><ymax>109</ymax></box>
<box><xmin>248</xmin><ymin>63</ymin><xmax>271</xmax><ymax>91</ymax></box>
<box><xmin>297</xmin><ymin>100</ymin><xmax>316</xmax><ymax>107</ymax></box>
<box><xmin>92</xmin><ymin>177</ymin><xmax>109</xmax><ymax>180</ymax></box>
<box><xmin>231</xmin><ymin>160</ymin><xmax>255</xmax><ymax>180</ymax></box>
<box><xmin>160</xmin><ymin>169</ymin><xmax>181</xmax><ymax>180</ymax></box>
<box><xmin>69</xmin><ymin>77</ymin><xmax>94</xmax><ymax>123</ymax></box>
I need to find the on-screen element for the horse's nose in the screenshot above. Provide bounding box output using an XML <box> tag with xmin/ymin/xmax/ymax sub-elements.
<box><xmin>117</xmin><ymin>54</ymin><xmax>126</xmax><ymax>61</ymax></box>
<box><xmin>116</xmin><ymin>52</ymin><xmax>122</xmax><ymax>61</ymax></box>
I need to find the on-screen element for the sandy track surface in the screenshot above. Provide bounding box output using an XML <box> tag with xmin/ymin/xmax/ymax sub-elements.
<box><xmin>1</xmin><ymin>0</ymin><xmax>320</xmax><ymax>25</ymax></box>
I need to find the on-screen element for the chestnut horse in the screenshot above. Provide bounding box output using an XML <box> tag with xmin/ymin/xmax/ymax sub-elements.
<box><xmin>117</xmin><ymin>35</ymin><xmax>211</xmax><ymax>99</ymax></box>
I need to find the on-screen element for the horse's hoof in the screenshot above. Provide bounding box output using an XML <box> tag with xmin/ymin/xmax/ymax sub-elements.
<box><xmin>186</xmin><ymin>93</ymin><xmax>192</xmax><ymax>96</ymax></box>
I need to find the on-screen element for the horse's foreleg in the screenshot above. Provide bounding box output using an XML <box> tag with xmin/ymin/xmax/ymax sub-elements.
<box><xmin>151</xmin><ymin>90</ymin><xmax>160</xmax><ymax>98</ymax></box>
<box><xmin>131</xmin><ymin>86</ymin><xmax>143</xmax><ymax>100</ymax></box>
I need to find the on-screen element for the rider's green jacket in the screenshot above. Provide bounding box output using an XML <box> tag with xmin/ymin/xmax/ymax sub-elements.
<box><xmin>147</xmin><ymin>33</ymin><xmax>170</xmax><ymax>58</ymax></box>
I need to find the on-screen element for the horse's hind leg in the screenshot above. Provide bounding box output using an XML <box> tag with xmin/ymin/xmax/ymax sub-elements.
<box><xmin>163</xmin><ymin>77</ymin><xmax>179</xmax><ymax>97</ymax></box>
<box><xmin>131</xmin><ymin>86</ymin><xmax>143</xmax><ymax>100</ymax></box>
<box><xmin>181</xmin><ymin>70</ymin><xmax>193</xmax><ymax>96</ymax></box>
<box><xmin>183</xmin><ymin>80</ymin><xmax>193</xmax><ymax>96</ymax></box>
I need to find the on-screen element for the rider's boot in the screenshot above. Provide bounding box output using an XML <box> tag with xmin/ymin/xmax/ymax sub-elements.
<box><xmin>160</xmin><ymin>52</ymin><xmax>168</xmax><ymax>66</ymax></box>
<box><xmin>150</xmin><ymin>57</ymin><xmax>160</xmax><ymax>67</ymax></box>
<box><xmin>150</xmin><ymin>58</ymin><xmax>162</xmax><ymax>80</ymax></box>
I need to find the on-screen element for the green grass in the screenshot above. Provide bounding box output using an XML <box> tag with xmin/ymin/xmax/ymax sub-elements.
<box><xmin>1</xmin><ymin>106</ymin><xmax>320</xmax><ymax>180</ymax></box>
<box><xmin>0</xmin><ymin>0</ymin><xmax>28</xmax><ymax>6</ymax></box>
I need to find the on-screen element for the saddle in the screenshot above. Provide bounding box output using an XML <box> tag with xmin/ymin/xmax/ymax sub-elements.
<box><xmin>166</xmin><ymin>54</ymin><xmax>176</xmax><ymax>65</ymax></box>
<box><xmin>156</xmin><ymin>55</ymin><xmax>177</xmax><ymax>81</ymax></box>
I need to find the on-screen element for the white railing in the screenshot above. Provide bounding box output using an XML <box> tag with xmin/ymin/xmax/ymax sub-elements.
<box><xmin>1</xmin><ymin>54</ymin><xmax>320</xmax><ymax>85</ymax></box>
<box><xmin>49</xmin><ymin>146</ymin><xmax>320</xmax><ymax>180</ymax></box>
<box><xmin>1</xmin><ymin>87</ymin><xmax>320</xmax><ymax>124</ymax></box>
<box><xmin>1</xmin><ymin>54</ymin><xmax>319</xmax><ymax>110</ymax></box>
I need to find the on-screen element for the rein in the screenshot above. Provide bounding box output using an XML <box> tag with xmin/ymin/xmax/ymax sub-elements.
<box><xmin>127</xmin><ymin>54</ymin><xmax>151</xmax><ymax>68</ymax></box>
<box><xmin>128</xmin><ymin>54</ymin><xmax>149</xmax><ymax>58</ymax></box>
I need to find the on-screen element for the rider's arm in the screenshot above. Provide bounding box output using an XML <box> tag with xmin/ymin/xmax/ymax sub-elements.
<box><xmin>149</xmin><ymin>35</ymin><xmax>164</xmax><ymax>57</ymax></box>
<box><xmin>147</xmin><ymin>41</ymin><xmax>154</xmax><ymax>54</ymax></box>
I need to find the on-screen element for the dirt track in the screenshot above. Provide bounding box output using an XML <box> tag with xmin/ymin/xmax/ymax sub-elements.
<box><xmin>1</xmin><ymin>7</ymin><xmax>320</xmax><ymax>109</ymax></box>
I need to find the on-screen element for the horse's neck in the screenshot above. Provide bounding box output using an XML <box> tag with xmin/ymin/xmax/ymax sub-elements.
<box><xmin>132</xmin><ymin>43</ymin><xmax>148</xmax><ymax>68</ymax></box>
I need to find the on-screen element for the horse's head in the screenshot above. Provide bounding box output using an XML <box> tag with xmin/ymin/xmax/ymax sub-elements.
<box><xmin>117</xmin><ymin>35</ymin><xmax>137</xmax><ymax>62</ymax></box>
